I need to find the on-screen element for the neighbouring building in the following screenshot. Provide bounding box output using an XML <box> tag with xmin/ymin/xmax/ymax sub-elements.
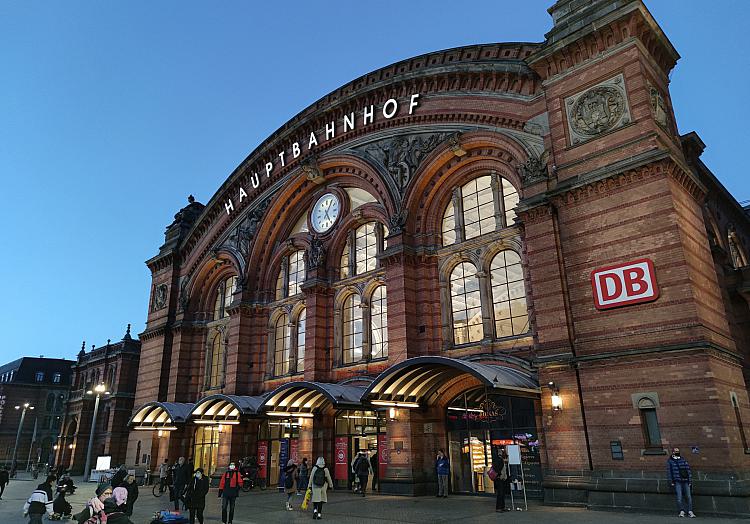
<box><xmin>0</xmin><ymin>357</ymin><xmax>74</xmax><ymax>470</ymax></box>
<box><xmin>126</xmin><ymin>0</ymin><xmax>750</xmax><ymax>516</ymax></box>
<box><xmin>55</xmin><ymin>325</ymin><xmax>141</xmax><ymax>474</ymax></box>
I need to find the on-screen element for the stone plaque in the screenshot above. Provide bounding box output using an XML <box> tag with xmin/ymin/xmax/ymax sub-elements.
<box><xmin>565</xmin><ymin>74</ymin><xmax>631</xmax><ymax>146</ymax></box>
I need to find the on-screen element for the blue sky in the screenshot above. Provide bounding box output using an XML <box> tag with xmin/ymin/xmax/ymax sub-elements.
<box><xmin>1</xmin><ymin>1</ymin><xmax>748</xmax><ymax>363</ymax></box>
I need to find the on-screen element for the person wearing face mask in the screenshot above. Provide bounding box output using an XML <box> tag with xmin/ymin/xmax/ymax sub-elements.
<box><xmin>667</xmin><ymin>447</ymin><xmax>695</xmax><ymax>518</ymax></box>
<box><xmin>184</xmin><ymin>468</ymin><xmax>209</xmax><ymax>524</ymax></box>
<box><xmin>218</xmin><ymin>462</ymin><xmax>243</xmax><ymax>524</ymax></box>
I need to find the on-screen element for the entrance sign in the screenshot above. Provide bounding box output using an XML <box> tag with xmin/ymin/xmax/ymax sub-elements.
<box><xmin>257</xmin><ymin>441</ymin><xmax>268</xmax><ymax>479</ymax></box>
<box><xmin>334</xmin><ymin>437</ymin><xmax>348</xmax><ymax>480</ymax></box>
<box><xmin>591</xmin><ymin>258</ymin><xmax>659</xmax><ymax>310</ymax></box>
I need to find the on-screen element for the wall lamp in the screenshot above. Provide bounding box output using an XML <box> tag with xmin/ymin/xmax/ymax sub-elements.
<box><xmin>548</xmin><ymin>381</ymin><xmax>563</xmax><ymax>411</ymax></box>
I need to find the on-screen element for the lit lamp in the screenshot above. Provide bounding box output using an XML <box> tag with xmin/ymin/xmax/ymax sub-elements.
<box><xmin>548</xmin><ymin>382</ymin><xmax>563</xmax><ymax>411</ymax></box>
<box><xmin>11</xmin><ymin>402</ymin><xmax>34</xmax><ymax>473</ymax></box>
<box><xmin>83</xmin><ymin>383</ymin><xmax>110</xmax><ymax>481</ymax></box>
<box><xmin>388</xmin><ymin>407</ymin><xmax>398</xmax><ymax>421</ymax></box>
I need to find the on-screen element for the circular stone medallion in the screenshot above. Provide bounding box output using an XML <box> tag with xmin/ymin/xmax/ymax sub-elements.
<box><xmin>571</xmin><ymin>86</ymin><xmax>625</xmax><ymax>136</ymax></box>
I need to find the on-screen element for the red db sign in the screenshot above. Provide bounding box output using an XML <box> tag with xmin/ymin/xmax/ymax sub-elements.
<box><xmin>591</xmin><ymin>258</ymin><xmax>659</xmax><ymax>310</ymax></box>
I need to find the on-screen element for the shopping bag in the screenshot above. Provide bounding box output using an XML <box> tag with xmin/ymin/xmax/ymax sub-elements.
<box><xmin>301</xmin><ymin>487</ymin><xmax>312</xmax><ymax>510</ymax></box>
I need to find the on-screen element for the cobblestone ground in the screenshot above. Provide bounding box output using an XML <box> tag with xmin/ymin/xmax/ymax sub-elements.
<box><xmin>0</xmin><ymin>474</ymin><xmax>745</xmax><ymax>524</ymax></box>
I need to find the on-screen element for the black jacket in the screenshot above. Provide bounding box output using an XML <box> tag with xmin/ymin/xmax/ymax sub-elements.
<box><xmin>173</xmin><ymin>464</ymin><xmax>189</xmax><ymax>487</ymax></box>
<box><xmin>0</xmin><ymin>470</ymin><xmax>8</xmax><ymax>485</ymax></box>
<box><xmin>184</xmin><ymin>475</ymin><xmax>209</xmax><ymax>509</ymax></box>
<box><xmin>124</xmin><ymin>482</ymin><xmax>139</xmax><ymax>515</ymax></box>
<box><xmin>36</xmin><ymin>482</ymin><xmax>54</xmax><ymax>501</ymax></box>
<box><xmin>110</xmin><ymin>469</ymin><xmax>127</xmax><ymax>489</ymax></box>
<box><xmin>103</xmin><ymin>499</ymin><xmax>134</xmax><ymax>524</ymax></box>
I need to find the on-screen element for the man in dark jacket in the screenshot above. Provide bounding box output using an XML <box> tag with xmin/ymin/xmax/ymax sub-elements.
<box><xmin>123</xmin><ymin>474</ymin><xmax>139</xmax><ymax>516</ymax></box>
<box><xmin>667</xmin><ymin>447</ymin><xmax>695</xmax><ymax>518</ymax></box>
<box><xmin>172</xmin><ymin>457</ymin><xmax>188</xmax><ymax>511</ymax></box>
<box><xmin>185</xmin><ymin>468</ymin><xmax>209</xmax><ymax>524</ymax></box>
<box><xmin>102</xmin><ymin>497</ymin><xmax>134</xmax><ymax>524</ymax></box>
<box><xmin>36</xmin><ymin>475</ymin><xmax>56</xmax><ymax>502</ymax></box>
<box><xmin>353</xmin><ymin>451</ymin><xmax>373</xmax><ymax>497</ymax></box>
<box><xmin>218</xmin><ymin>462</ymin><xmax>243</xmax><ymax>524</ymax></box>
<box><xmin>0</xmin><ymin>466</ymin><xmax>9</xmax><ymax>499</ymax></box>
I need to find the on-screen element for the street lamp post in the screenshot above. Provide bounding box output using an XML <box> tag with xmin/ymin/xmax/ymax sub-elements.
<box><xmin>83</xmin><ymin>383</ymin><xmax>109</xmax><ymax>482</ymax></box>
<box><xmin>12</xmin><ymin>403</ymin><xmax>34</xmax><ymax>476</ymax></box>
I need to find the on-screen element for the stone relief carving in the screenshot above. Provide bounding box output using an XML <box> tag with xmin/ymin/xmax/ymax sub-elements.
<box><xmin>225</xmin><ymin>196</ymin><xmax>273</xmax><ymax>259</ymax></box>
<box><xmin>648</xmin><ymin>82</ymin><xmax>670</xmax><ymax>129</ymax></box>
<box><xmin>178</xmin><ymin>277</ymin><xmax>190</xmax><ymax>313</ymax></box>
<box><xmin>516</xmin><ymin>150</ymin><xmax>550</xmax><ymax>186</ymax></box>
<box><xmin>152</xmin><ymin>283</ymin><xmax>168</xmax><ymax>311</ymax></box>
<box><xmin>566</xmin><ymin>74</ymin><xmax>631</xmax><ymax>145</ymax></box>
<box><xmin>388</xmin><ymin>206</ymin><xmax>408</xmax><ymax>235</ymax></box>
<box><xmin>728</xmin><ymin>225</ymin><xmax>747</xmax><ymax>269</ymax></box>
<box><xmin>362</xmin><ymin>132</ymin><xmax>451</xmax><ymax>197</ymax></box>
<box><xmin>307</xmin><ymin>237</ymin><xmax>326</xmax><ymax>269</ymax></box>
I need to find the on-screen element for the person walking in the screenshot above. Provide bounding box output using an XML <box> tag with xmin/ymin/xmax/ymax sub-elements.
<box><xmin>123</xmin><ymin>474</ymin><xmax>139</xmax><ymax>516</ymax></box>
<box><xmin>298</xmin><ymin>458</ymin><xmax>309</xmax><ymax>495</ymax></box>
<box><xmin>309</xmin><ymin>457</ymin><xmax>333</xmax><ymax>520</ymax></box>
<box><xmin>158</xmin><ymin>459</ymin><xmax>170</xmax><ymax>493</ymax></box>
<box><xmin>667</xmin><ymin>447</ymin><xmax>696</xmax><ymax>518</ymax></box>
<box><xmin>435</xmin><ymin>450</ymin><xmax>450</xmax><ymax>498</ymax></box>
<box><xmin>353</xmin><ymin>451</ymin><xmax>373</xmax><ymax>497</ymax></box>
<box><xmin>0</xmin><ymin>466</ymin><xmax>9</xmax><ymax>500</ymax></box>
<box><xmin>36</xmin><ymin>475</ymin><xmax>56</xmax><ymax>503</ymax></box>
<box><xmin>110</xmin><ymin>465</ymin><xmax>128</xmax><ymax>489</ymax></box>
<box><xmin>492</xmin><ymin>452</ymin><xmax>509</xmax><ymax>512</ymax></box>
<box><xmin>369</xmin><ymin>451</ymin><xmax>378</xmax><ymax>492</ymax></box>
<box><xmin>283</xmin><ymin>459</ymin><xmax>298</xmax><ymax>510</ymax></box>
<box><xmin>184</xmin><ymin>468</ymin><xmax>209</xmax><ymax>524</ymax></box>
<box><xmin>218</xmin><ymin>461</ymin><xmax>243</xmax><ymax>524</ymax></box>
<box><xmin>23</xmin><ymin>484</ymin><xmax>53</xmax><ymax>524</ymax></box>
<box><xmin>172</xmin><ymin>457</ymin><xmax>188</xmax><ymax>511</ymax></box>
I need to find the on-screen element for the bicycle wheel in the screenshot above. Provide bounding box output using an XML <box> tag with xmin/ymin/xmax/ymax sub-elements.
<box><xmin>241</xmin><ymin>480</ymin><xmax>251</xmax><ymax>492</ymax></box>
<box><xmin>152</xmin><ymin>484</ymin><xmax>164</xmax><ymax>497</ymax></box>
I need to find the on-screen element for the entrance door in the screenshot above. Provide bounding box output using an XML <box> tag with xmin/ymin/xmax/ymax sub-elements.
<box><xmin>193</xmin><ymin>426</ymin><xmax>219</xmax><ymax>476</ymax></box>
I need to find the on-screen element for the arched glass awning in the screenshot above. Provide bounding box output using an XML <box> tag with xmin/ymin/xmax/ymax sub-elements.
<box><xmin>128</xmin><ymin>402</ymin><xmax>194</xmax><ymax>430</ymax></box>
<box><xmin>363</xmin><ymin>356</ymin><xmax>539</xmax><ymax>407</ymax></box>
<box><xmin>189</xmin><ymin>394</ymin><xmax>267</xmax><ymax>424</ymax></box>
<box><xmin>261</xmin><ymin>381</ymin><xmax>366</xmax><ymax>416</ymax></box>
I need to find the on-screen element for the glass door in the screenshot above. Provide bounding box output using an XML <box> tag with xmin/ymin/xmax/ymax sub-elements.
<box><xmin>193</xmin><ymin>426</ymin><xmax>219</xmax><ymax>476</ymax></box>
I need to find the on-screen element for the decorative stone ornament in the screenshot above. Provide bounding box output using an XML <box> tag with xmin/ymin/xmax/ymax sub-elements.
<box><xmin>565</xmin><ymin>74</ymin><xmax>631</xmax><ymax>145</ymax></box>
<box><xmin>152</xmin><ymin>283</ymin><xmax>168</xmax><ymax>311</ymax></box>
<box><xmin>648</xmin><ymin>82</ymin><xmax>670</xmax><ymax>129</ymax></box>
<box><xmin>517</xmin><ymin>151</ymin><xmax>550</xmax><ymax>186</ymax></box>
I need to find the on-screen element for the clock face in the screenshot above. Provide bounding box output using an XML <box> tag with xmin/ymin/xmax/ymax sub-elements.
<box><xmin>311</xmin><ymin>193</ymin><xmax>341</xmax><ymax>233</ymax></box>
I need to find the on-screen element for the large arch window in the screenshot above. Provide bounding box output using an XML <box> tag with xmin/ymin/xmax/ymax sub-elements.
<box><xmin>296</xmin><ymin>308</ymin><xmax>306</xmax><ymax>373</ymax></box>
<box><xmin>342</xmin><ymin>293</ymin><xmax>363</xmax><ymax>364</ymax></box>
<box><xmin>442</xmin><ymin>173</ymin><xmax>519</xmax><ymax>246</ymax></box>
<box><xmin>491</xmin><ymin>250</ymin><xmax>528</xmax><ymax>337</ymax></box>
<box><xmin>205</xmin><ymin>332</ymin><xmax>225</xmax><ymax>389</ymax></box>
<box><xmin>339</xmin><ymin>222</ymin><xmax>388</xmax><ymax>279</ymax></box>
<box><xmin>273</xmin><ymin>314</ymin><xmax>291</xmax><ymax>376</ymax></box>
<box><xmin>370</xmin><ymin>286</ymin><xmax>388</xmax><ymax>360</ymax></box>
<box><xmin>276</xmin><ymin>250</ymin><xmax>306</xmax><ymax>300</ymax></box>
<box><xmin>450</xmin><ymin>262</ymin><xmax>483</xmax><ymax>344</ymax></box>
<box><xmin>213</xmin><ymin>276</ymin><xmax>238</xmax><ymax>320</ymax></box>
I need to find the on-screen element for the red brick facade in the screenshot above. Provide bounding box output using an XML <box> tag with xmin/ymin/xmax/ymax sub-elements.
<box><xmin>127</xmin><ymin>0</ymin><xmax>750</xmax><ymax>515</ymax></box>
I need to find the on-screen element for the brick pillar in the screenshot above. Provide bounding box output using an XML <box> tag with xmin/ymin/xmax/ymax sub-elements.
<box><xmin>302</xmin><ymin>278</ymin><xmax>334</xmax><ymax>382</ymax></box>
<box><xmin>380</xmin><ymin>409</ymin><xmax>415</xmax><ymax>495</ymax></box>
<box><xmin>312</xmin><ymin>413</ymin><xmax>335</xmax><ymax>470</ymax></box>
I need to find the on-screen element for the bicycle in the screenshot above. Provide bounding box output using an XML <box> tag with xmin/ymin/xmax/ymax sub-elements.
<box><xmin>152</xmin><ymin>479</ymin><xmax>169</xmax><ymax>497</ymax></box>
<box><xmin>241</xmin><ymin>469</ymin><xmax>267</xmax><ymax>492</ymax></box>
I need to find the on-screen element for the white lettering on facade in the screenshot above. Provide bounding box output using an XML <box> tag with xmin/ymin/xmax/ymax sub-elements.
<box><xmin>222</xmin><ymin>93</ymin><xmax>421</xmax><ymax>216</ymax></box>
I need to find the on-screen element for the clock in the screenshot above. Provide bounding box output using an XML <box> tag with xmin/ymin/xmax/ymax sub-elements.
<box><xmin>311</xmin><ymin>192</ymin><xmax>341</xmax><ymax>233</ymax></box>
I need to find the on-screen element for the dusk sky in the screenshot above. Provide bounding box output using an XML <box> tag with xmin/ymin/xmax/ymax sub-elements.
<box><xmin>1</xmin><ymin>1</ymin><xmax>748</xmax><ymax>363</ymax></box>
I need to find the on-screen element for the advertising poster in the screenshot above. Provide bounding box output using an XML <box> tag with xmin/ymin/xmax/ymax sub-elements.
<box><xmin>279</xmin><ymin>438</ymin><xmax>290</xmax><ymax>488</ymax></box>
<box><xmin>290</xmin><ymin>438</ymin><xmax>299</xmax><ymax>464</ymax></box>
<box><xmin>257</xmin><ymin>441</ymin><xmax>268</xmax><ymax>479</ymax></box>
<box><xmin>334</xmin><ymin>437</ymin><xmax>348</xmax><ymax>480</ymax></box>
<box><xmin>377</xmin><ymin>434</ymin><xmax>388</xmax><ymax>479</ymax></box>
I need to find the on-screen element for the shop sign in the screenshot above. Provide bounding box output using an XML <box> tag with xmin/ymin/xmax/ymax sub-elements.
<box><xmin>257</xmin><ymin>441</ymin><xmax>268</xmax><ymax>479</ymax></box>
<box><xmin>591</xmin><ymin>258</ymin><xmax>659</xmax><ymax>310</ymax></box>
<box><xmin>334</xmin><ymin>437</ymin><xmax>348</xmax><ymax>480</ymax></box>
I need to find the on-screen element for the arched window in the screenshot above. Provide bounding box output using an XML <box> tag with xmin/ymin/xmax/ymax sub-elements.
<box><xmin>442</xmin><ymin>173</ymin><xmax>519</xmax><ymax>246</ymax></box>
<box><xmin>276</xmin><ymin>250</ymin><xmax>306</xmax><ymax>300</ymax></box>
<box><xmin>342</xmin><ymin>294</ymin><xmax>363</xmax><ymax>364</ymax></box>
<box><xmin>638</xmin><ymin>398</ymin><xmax>662</xmax><ymax>449</ymax></box>
<box><xmin>491</xmin><ymin>250</ymin><xmax>528</xmax><ymax>337</ymax></box>
<box><xmin>296</xmin><ymin>308</ymin><xmax>306</xmax><ymax>373</ymax></box>
<box><xmin>370</xmin><ymin>286</ymin><xmax>388</xmax><ymax>359</ymax></box>
<box><xmin>206</xmin><ymin>333</ymin><xmax>225</xmax><ymax>389</ymax></box>
<box><xmin>213</xmin><ymin>276</ymin><xmax>237</xmax><ymax>320</ymax></box>
<box><xmin>339</xmin><ymin>222</ymin><xmax>387</xmax><ymax>279</ymax></box>
<box><xmin>450</xmin><ymin>262</ymin><xmax>483</xmax><ymax>344</ymax></box>
<box><xmin>273</xmin><ymin>314</ymin><xmax>291</xmax><ymax>377</ymax></box>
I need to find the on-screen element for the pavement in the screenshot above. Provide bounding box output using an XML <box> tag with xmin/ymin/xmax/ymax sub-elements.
<box><xmin>0</xmin><ymin>473</ymin><xmax>746</xmax><ymax>523</ymax></box>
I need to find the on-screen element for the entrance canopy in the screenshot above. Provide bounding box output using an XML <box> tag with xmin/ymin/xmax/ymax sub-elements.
<box><xmin>128</xmin><ymin>402</ymin><xmax>194</xmax><ymax>430</ymax></box>
<box><xmin>261</xmin><ymin>381</ymin><xmax>366</xmax><ymax>415</ymax></box>
<box><xmin>364</xmin><ymin>356</ymin><xmax>539</xmax><ymax>406</ymax></box>
<box><xmin>189</xmin><ymin>394</ymin><xmax>267</xmax><ymax>424</ymax></box>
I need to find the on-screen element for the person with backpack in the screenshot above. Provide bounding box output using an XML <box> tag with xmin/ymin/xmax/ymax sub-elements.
<box><xmin>435</xmin><ymin>450</ymin><xmax>449</xmax><ymax>498</ymax></box>
<box><xmin>667</xmin><ymin>447</ymin><xmax>696</xmax><ymax>518</ymax></box>
<box><xmin>283</xmin><ymin>460</ymin><xmax>298</xmax><ymax>511</ymax></box>
<box><xmin>490</xmin><ymin>451</ymin><xmax>509</xmax><ymax>512</ymax></box>
<box><xmin>353</xmin><ymin>451</ymin><xmax>373</xmax><ymax>497</ymax></box>
<box><xmin>309</xmin><ymin>457</ymin><xmax>333</xmax><ymax>520</ymax></box>
<box><xmin>23</xmin><ymin>484</ymin><xmax>53</xmax><ymax>524</ymax></box>
<box><xmin>218</xmin><ymin>461</ymin><xmax>243</xmax><ymax>524</ymax></box>
<box><xmin>184</xmin><ymin>468</ymin><xmax>209</xmax><ymax>524</ymax></box>
<box><xmin>297</xmin><ymin>458</ymin><xmax>309</xmax><ymax>495</ymax></box>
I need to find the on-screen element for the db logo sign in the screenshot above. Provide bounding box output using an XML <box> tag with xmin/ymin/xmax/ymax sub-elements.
<box><xmin>337</xmin><ymin>450</ymin><xmax>345</xmax><ymax>462</ymax></box>
<box><xmin>591</xmin><ymin>258</ymin><xmax>659</xmax><ymax>310</ymax></box>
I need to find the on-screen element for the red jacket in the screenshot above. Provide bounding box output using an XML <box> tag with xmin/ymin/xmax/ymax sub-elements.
<box><xmin>218</xmin><ymin>470</ymin><xmax>243</xmax><ymax>497</ymax></box>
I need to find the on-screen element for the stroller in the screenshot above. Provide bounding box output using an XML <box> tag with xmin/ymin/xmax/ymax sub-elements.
<box><xmin>50</xmin><ymin>486</ymin><xmax>72</xmax><ymax>520</ymax></box>
<box><xmin>150</xmin><ymin>510</ymin><xmax>189</xmax><ymax>524</ymax></box>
